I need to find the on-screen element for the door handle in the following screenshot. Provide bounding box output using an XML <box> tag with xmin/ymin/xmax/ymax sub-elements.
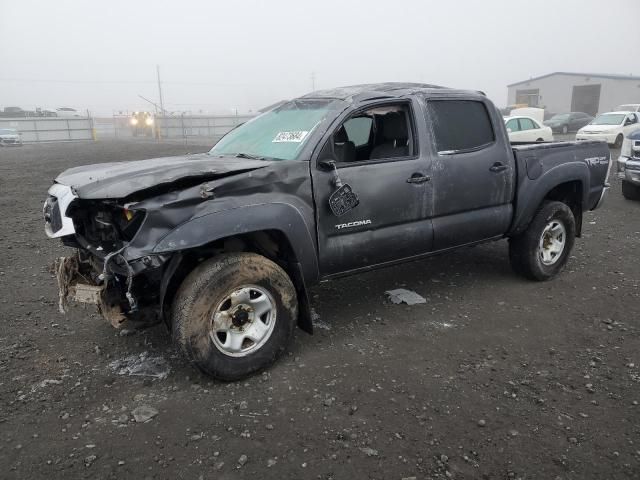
<box><xmin>407</xmin><ymin>173</ymin><xmax>431</xmax><ymax>184</ymax></box>
<box><xmin>489</xmin><ymin>162</ymin><xmax>508</xmax><ymax>173</ymax></box>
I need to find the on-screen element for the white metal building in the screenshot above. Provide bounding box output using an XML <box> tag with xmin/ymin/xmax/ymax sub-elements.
<box><xmin>506</xmin><ymin>72</ymin><xmax>640</xmax><ymax>116</ymax></box>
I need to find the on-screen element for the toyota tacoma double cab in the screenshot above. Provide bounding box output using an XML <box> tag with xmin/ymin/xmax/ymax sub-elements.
<box><xmin>44</xmin><ymin>83</ymin><xmax>611</xmax><ymax>380</ymax></box>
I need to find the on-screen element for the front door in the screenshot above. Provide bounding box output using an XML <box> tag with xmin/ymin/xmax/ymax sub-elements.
<box><xmin>312</xmin><ymin>100</ymin><xmax>433</xmax><ymax>276</ymax></box>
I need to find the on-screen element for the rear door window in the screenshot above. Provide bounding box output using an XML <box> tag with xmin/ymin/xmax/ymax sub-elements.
<box><xmin>518</xmin><ymin>118</ymin><xmax>536</xmax><ymax>130</ymax></box>
<box><xmin>428</xmin><ymin>100</ymin><xmax>495</xmax><ymax>153</ymax></box>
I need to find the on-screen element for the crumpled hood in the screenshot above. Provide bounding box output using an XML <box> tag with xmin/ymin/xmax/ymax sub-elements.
<box><xmin>54</xmin><ymin>153</ymin><xmax>272</xmax><ymax>199</ymax></box>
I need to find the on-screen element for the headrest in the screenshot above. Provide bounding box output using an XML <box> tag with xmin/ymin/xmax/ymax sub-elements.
<box><xmin>382</xmin><ymin>112</ymin><xmax>407</xmax><ymax>140</ymax></box>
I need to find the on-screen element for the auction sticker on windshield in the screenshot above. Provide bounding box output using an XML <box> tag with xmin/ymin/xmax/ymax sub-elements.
<box><xmin>273</xmin><ymin>131</ymin><xmax>309</xmax><ymax>143</ymax></box>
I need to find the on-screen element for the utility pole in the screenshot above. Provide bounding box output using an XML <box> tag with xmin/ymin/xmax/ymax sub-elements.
<box><xmin>156</xmin><ymin>65</ymin><xmax>165</xmax><ymax>115</ymax></box>
<box><xmin>311</xmin><ymin>71</ymin><xmax>316</xmax><ymax>91</ymax></box>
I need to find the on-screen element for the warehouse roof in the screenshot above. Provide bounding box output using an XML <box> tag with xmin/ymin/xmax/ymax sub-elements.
<box><xmin>508</xmin><ymin>72</ymin><xmax>640</xmax><ymax>88</ymax></box>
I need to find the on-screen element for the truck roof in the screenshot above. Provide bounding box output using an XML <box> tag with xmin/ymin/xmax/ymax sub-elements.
<box><xmin>300</xmin><ymin>82</ymin><xmax>482</xmax><ymax>102</ymax></box>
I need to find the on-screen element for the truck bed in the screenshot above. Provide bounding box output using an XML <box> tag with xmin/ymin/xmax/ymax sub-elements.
<box><xmin>509</xmin><ymin>140</ymin><xmax>611</xmax><ymax>234</ymax></box>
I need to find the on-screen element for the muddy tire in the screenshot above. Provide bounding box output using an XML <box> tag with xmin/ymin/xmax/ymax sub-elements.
<box><xmin>172</xmin><ymin>253</ymin><xmax>298</xmax><ymax>381</ymax></box>
<box><xmin>509</xmin><ymin>201</ymin><xmax>575</xmax><ymax>281</ymax></box>
<box><xmin>622</xmin><ymin>180</ymin><xmax>640</xmax><ymax>200</ymax></box>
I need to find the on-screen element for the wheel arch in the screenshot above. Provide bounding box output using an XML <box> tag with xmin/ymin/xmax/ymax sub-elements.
<box><xmin>155</xmin><ymin>204</ymin><xmax>318</xmax><ymax>334</ymax></box>
<box><xmin>511</xmin><ymin>164</ymin><xmax>589</xmax><ymax>237</ymax></box>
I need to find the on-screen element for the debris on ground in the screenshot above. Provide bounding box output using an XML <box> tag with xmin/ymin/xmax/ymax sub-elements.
<box><xmin>109</xmin><ymin>351</ymin><xmax>170</xmax><ymax>379</ymax></box>
<box><xmin>38</xmin><ymin>379</ymin><xmax>63</xmax><ymax>388</ymax></box>
<box><xmin>385</xmin><ymin>288</ymin><xmax>427</xmax><ymax>305</ymax></box>
<box><xmin>360</xmin><ymin>447</ymin><xmax>379</xmax><ymax>457</ymax></box>
<box><xmin>311</xmin><ymin>308</ymin><xmax>332</xmax><ymax>330</ymax></box>
<box><xmin>131</xmin><ymin>405</ymin><xmax>159</xmax><ymax>423</ymax></box>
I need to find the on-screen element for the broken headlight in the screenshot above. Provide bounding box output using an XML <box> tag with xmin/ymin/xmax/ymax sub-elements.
<box><xmin>69</xmin><ymin>202</ymin><xmax>146</xmax><ymax>253</ymax></box>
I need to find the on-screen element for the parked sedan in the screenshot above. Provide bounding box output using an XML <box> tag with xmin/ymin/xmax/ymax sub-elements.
<box><xmin>544</xmin><ymin>112</ymin><xmax>593</xmax><ymax>134</ymax></box>
<box><xmin>576</xmin><ymin>111</ymin><xmax>639</xmax><ymax>147</ymax></box>
<box><xmin>0</xmin><ymin>128</ymin><xmax>23</xmax><ymax>146</ymax></box>
<box><xmin>504</xmin><ymin>116</ymin><xmax>553</xmax><ymax>142</ymax></box>
<box><xmin>616</xmin><ymin>104</ymin><xmax>640</xmax><ymax>113</ymax></box>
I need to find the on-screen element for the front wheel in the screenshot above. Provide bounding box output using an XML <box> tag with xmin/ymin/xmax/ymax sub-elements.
<box><xmin>172</xmin><ymin>253</ymin><xmax>298</xmax><ymax>381</ymax></box>
<box><xmin>509</xmin><ymin>201</ymin><xmax>576</xmax><ymax>281</ymax></box>
<box><xmin>613</xmin><ymin>134</ymin><xmax>623</xmax><ymax>149</ymax></box>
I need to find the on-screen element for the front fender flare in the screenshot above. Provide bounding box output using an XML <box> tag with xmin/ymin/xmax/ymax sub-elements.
<box><xmin>153</xmin><ymin>202</ymin><xmax>319</xmax><ymax>285</ymax></box>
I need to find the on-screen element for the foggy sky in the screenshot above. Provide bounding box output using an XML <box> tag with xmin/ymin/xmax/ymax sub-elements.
<box><xmin>1</xmin><ymin>0</ymin><xmax>639</xmax><ymax>115</ymax></box>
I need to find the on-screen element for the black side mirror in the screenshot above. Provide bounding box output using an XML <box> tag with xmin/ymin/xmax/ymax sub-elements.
<box><xmin>318</xmin><ymin>159</ymin><xmax>336</xmax><ymax>171</ymax></box>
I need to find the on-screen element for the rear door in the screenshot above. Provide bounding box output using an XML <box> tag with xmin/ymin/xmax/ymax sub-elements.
<box><xmin>425</xmin><ymin>97</ymin><xmax>515</xmax><ymax>250</ymax></box>
<box><xmin>569</xmin><ymin>113</ymin><xmax>581</xmax><ymax>131</ymax></box>
<box><xmin>311</xmin><ymin>98</ymin><xmax>434</xmax><ymax>276</ymax></box>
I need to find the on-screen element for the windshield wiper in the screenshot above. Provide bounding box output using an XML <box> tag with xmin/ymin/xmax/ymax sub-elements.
<box><xmin>235</xmin><ymin>152</ymin><xmax>265</xmax><ymax>160</ymax></box>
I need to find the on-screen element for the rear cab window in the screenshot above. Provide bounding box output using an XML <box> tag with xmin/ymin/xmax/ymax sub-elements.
<box><xmin>427</xmin><ymin>99</ymin><xmax>495</xmax><ymax>154</ymax></box>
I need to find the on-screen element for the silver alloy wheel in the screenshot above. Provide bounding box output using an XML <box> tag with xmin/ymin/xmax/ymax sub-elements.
<box><xmin>210</xmin><ymin>285</ymin><xmax>277</xmax><ymax>357</ymax></box>
<box><xmin>538</xmin><ymin>220</ymin><xmax>566</xmax><ymax>266</ymax></box>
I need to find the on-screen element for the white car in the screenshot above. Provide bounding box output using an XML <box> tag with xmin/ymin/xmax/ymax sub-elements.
<box><xmin>504</xmin><ymin>115</ymin><xmax>553</xmax><ymax>142</ymax></box>
<box><xmin>576</xmin><ymin>111</ymin><xmax>639</xmax><ymax>147</ymax></box>
<box><xmin>0</xmin><ymin>128</ymin><xmax>23</xmax><ymax>146</ymax></box>
<box><xmin>55</xmin><ymin>107</ymin><xmax>83</xmax><ymax>118</ymax></box>
<box><xmin>616</xmin><ymin>104</ymin><xmax>640</xmax><ymax>113</ymax></box>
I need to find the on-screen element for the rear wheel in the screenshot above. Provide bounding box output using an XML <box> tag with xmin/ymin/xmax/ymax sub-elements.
<box><xmin>536</xmin><ymin>138</ymin><xmax>544</xmax><ymax>142</ymax></box>
<box><xmin>509</xmin><ymin>201</ymin><xmax>575</xmax><ymax>281</ymax></box>
<box><xmin>172</xmin><ymin>253</ymin><xmax>298</xmax><ymax>381</ymax></box>
<box><xmin>622</xmin><ymin>180</ymin><xmax>640</xmax><ymax>200</ymax></box>
<box><xmin>613</xmin><ymin>134</ymin><xmax>623</xmax><ymax>149</ymax></box>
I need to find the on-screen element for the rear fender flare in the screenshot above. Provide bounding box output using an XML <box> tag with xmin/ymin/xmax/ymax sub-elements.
<box><xmin>511</xmin><ymin>162</ymin><xmax>589</xmax><ymax>235</ymax></box>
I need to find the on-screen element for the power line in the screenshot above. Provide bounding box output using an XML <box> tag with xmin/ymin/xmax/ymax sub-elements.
<box><xmin>0</xmin><ymin>77</ymin><xmax>253</xmax><ymax>87</ymax></box>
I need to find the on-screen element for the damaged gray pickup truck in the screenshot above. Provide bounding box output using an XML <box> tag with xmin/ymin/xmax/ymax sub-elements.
<box><xmin>44</xmin><ymin>83</ymin><xmax>611</xmax><ymax>380</ymax></box>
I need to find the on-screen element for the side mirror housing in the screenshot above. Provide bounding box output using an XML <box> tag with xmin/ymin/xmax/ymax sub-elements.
<box><xmin>318</xmin><ymin>159</ymin><xmax>337</xmax><ymax>171</ymax></box>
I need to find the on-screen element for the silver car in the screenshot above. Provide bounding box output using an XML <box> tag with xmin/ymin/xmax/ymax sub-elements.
<box><xmin>0</xmin><ymin>128</ymin><xmax>23</xmax><ymax>146</ymax></box>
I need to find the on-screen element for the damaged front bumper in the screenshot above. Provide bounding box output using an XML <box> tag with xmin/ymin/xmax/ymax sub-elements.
<box><xmin>54</xmin><ymin>251</ymin><xmax>167</xmax><ymax>329</ymax></box>
<box><xmin>54</xmin><ymin>254</ymin><xmax>128</xmax><ymax>327</ymax></box>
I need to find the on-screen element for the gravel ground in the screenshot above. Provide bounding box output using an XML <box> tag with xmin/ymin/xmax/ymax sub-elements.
<box><xmin>0</xmin><ymin>138</ymin><xmax>638</xmax><ymax>479</ymax></box>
